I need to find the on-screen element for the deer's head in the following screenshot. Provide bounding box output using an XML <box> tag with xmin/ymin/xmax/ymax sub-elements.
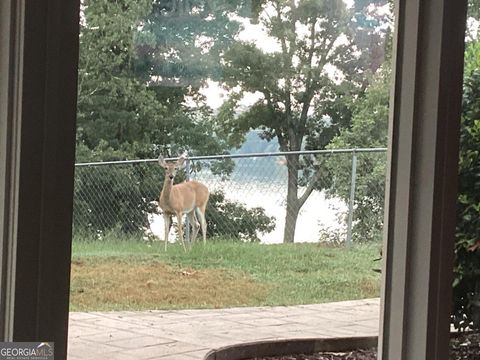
<box><xmin>158</xmin><ymin>155</ymin><xmax>186</xmax><ymax>182</ymax></box>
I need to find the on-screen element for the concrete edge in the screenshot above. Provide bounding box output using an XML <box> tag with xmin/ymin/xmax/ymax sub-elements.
<box><xmin>203</xmin><ymin>336</ymin><xmax>378</xmax><ymax>360</ymax></box>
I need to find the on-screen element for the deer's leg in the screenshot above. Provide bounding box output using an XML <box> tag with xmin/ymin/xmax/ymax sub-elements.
<box><xmin>195</xmin><ymin>207</ymin><xmax>207</xmax><ymax>245</ymax></box>
<box><xmin>187</xmin><ymin>211</ymin><xmax>199</xmax><ymax>244</ymax></box>
<box><xmin>163</xmin><ymin>213</ymin><xmax>171</xmax><ymax>252</ymax></box>
<box><xmin>176</xmin><ymin>212</ymin><xmax>187</xmax><ymax>252</ymax></box>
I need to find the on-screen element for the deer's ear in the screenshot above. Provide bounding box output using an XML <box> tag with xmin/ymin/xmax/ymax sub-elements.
<box><xmin>176</xmin><ymin>155</ymin><xmax>186</xmax><ymax>169</ymax></box>
<box><xmin>158</xmin><ymin>155</ymin><xmax>167</xmax><ymax>167</ymax></box>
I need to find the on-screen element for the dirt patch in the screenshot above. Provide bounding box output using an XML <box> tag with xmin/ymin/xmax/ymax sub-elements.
<box><xmin>70</xmin><ymin>258</ymin><xmax>270</xmax><ymax>311</ymax></box>
<box><xmin>248</xmin><ymin>333</ymin><xmax>480</xmax><ymax>359</ymax></box>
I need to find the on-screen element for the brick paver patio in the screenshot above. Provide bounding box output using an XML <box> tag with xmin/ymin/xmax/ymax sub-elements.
<box><xmin>67</xmin><ymin>298</ymin><xmax>380</xmax><ymax>360</ymax></box>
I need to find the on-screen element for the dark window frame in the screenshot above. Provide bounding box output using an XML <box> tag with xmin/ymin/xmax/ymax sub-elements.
<box><xmin>379</xmin><ymin>0</ymin><xmax>468</xmax><ymax>358</ymax></box>
<box><xmin>0</xmin><ymin>1</ymin><xmax>80</xmax><ymax>358</ymax></box>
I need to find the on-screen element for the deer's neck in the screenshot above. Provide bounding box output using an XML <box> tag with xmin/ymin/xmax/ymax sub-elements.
<box><xmin>160</xmin><ymin>177</ymin><xmax>174</xmax><ymax>204</ymax></box>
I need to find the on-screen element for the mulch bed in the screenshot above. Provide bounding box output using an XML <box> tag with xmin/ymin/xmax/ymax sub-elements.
<box><xmin>248</xmin><ymin>333</ymin><xmax>480</xmax><ymax>360</ymax></box>
<box><xmin>248</xmin><ymin>348</ymin><xmax>376</xmax><ymax>360</ymax></box>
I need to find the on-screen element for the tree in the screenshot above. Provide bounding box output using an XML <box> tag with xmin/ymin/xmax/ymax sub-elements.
<box><xmin>322</xmin><ymin>66</ymin><xmax>390</xmax><ymax>242</ymax></box>
<box><xmin>468</xmin><ymin>0</ymin><xmax>480</xmax><ymax>23</ymax></box>
<box><xmin>218</xmin><ymin>0</ymin><xmax>390</xmax><ymax>243</ymax></box>
<box><xmin>77</xmin><ymin>0</ymin><xmax>232</xmax><ymax>161</ymax></box>
<box><xmin>134</xmin><ymin>0</ymin><xmax>251</xmax><ymax>86</ymax></box>
<box><xmin>131</xmin><ymin>0</ymin><xmax>262</xmax><ymax>157</ymax></box>
<box><xmin>77</xmin><ymin>0</ymin><xmax>165</xmax><ymax>155</ymax></box>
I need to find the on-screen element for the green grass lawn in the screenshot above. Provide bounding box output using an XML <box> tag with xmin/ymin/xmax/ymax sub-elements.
<box><xmin>70</xmin><ymin>237</ymin><xmax>381</xmax><ymax>311</ymax></box>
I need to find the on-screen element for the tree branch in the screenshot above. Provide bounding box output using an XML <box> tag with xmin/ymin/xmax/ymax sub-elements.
<box><xmin>298</xmin><ymin>167</ymin><xmax>321</xmax><ymax>208</ymax></box>
<box><xmin>265</xmin><ymin>91</ymin><xmax>287</xmax><ymax>150</ymax></box>
<box><xmin>297</xmin><ymin>19</ymin><xmax>318</xmax><ymax>139</ymax></box>
<box><xmin>321</xmin><ymin>34</ymin><xmax>338</xmax><ymax>67</ymax></box>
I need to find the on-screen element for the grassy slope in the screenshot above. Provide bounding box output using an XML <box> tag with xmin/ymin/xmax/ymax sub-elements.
<box><xmin>71</xmin><ymin>239</ymin><xmax>381</xmax><ymax>311</ymax></box>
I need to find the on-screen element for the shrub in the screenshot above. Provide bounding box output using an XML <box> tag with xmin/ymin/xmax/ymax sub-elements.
<box><xmin>73</xmin><ymin>162</ymin><xmax>160</xmax><ymax>234</ymax></box>
<box><xmin>206</xmin><ymin>190</ymin><xmax>276</xmax><ymax>242</ymax></box>
<box><xmin>451</xmin><ymin>41</ymin><xmax>480</xmax><ymax>331</ymax></box>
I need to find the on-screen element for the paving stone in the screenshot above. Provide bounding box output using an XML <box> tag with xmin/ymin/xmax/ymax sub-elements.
<box><xmin>107</xmin><ymin>335</ymin><xmax>176</xmax><ymax>349</ymax></box>
<box><xmin>67</xmin><ymin>324</ymin><xmax>106</xmax><ymax>338</ymax></box>
<box><xmin>79</xmin><ymin>330</ymin><xmax>146</xmax><ymax>344</ymax></box>
<box><xmin>213</xmin><ymin>329</ymin><xmax>284</xmax><ymax>342</ymax></box>
<box><xmin>214</xmin><ymin>312</ymin><xmax>264</xmax><ymax>323</ymax></box>
<box><xmin>232</xmin><ymin>317</ymin><xmax>292</xmax><ymax>327</ymax></box>
<box><xmin>81</xmin><ymin>350</ymin><xmax>136</xmax><ymax>360</ymax></box>
<box><xmin>352</xmin><ymin>319</ymin><xmax>381</xmax><ymax>329</ymax></box>
<box><xmin>68</xmin><ymin>340</ymin><xmax>123</xmax><ymax>355</ymax></box>
<box><xmin>118</xmin><ymin>341</ymin><xmax>207</xmax><ymax>359</ymax></box>
<box><xmin>180</xmin><ymin>334</ymin><xmax>238</xmax><ymax>348</ymax></box>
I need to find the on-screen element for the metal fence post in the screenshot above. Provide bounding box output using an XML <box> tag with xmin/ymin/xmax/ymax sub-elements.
<box><xmin>346</xmin><ymin>150</ymin><xmax>357</xmax><ymax>247</ymax></box>
<box><xmin>185</xmin><ymin>156</ymin><xmax>191</xmax><ymax>243</ymax></box>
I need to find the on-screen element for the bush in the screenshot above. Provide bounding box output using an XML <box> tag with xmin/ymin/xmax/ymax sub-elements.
<box><xmin>73</xmin><ymin>162</ymin><xmax>160</xmax><ymax>234</ymax></box>
<box><xmin>451</xmin><ymin>41</ymin><xmax>480</xmax><ymax>331</ymax></box>
<box><xmin>206</xmin><ymin>190</ymin><xmax>276</xmax><ymax>242</ymax></box>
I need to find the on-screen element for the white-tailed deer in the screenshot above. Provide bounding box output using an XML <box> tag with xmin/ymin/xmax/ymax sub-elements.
<box><xmin>158</xmin><ymin>154</ymin><xmax>209</xmax><ymax>251</ymax></box>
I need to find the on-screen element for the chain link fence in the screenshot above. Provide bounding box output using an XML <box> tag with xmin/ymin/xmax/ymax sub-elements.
<box><xmin>72</xmin><ymin>149</ymin><xmax>387</xmax><ymax>244</ymax></box>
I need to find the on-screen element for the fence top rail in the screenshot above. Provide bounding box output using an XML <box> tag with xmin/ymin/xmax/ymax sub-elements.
<box><xmin>74</xmin><ymin>147</ymin><xmax>388</xmax><ymax>167</ymax></box>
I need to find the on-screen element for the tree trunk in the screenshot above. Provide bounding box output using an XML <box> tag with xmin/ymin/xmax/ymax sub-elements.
<box><xmin>283</xmin><ymin>153</ymin><xmax>301</xmax><ymax>243</ymax></box>
<box><xmin>283</xmin><ymin>199</ymin><xmax>300</xmax><ymax>243</ymax></box>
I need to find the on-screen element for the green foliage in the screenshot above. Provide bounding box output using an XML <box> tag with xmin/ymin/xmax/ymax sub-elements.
<box><xmin>206</xmin><ymin>190</ymin><xmax>276</xmax><ymax>242</ymax></box>
<box><xmin>319</xmin><ymin>66</ymin><xmax>390</xmax><ymax>242</ymax></box>
<box><xmin>350</xmin><ymin>0</ymin><xmax>392</xmax><ymax>76</ymax></box>
<box><xmin>77</xmin><ymin>0</ymin><xmax>166</xmax><ymax>152</ymax></box>
<box><xmin>74</xmin><ymin>138</ymin><xmax>164</xmax><ymax>235</ymax></box>
<box><xmin>219</xmin><ymin>0</ymin><xmax>355</xmax><ymax>151</ymax></box>
<box><xmin>136</xmin><ymin>0</ymin><xmax>248</xmax><ymax>85</ymax></box>
<box><xmin>468</xmin><ymin>0</ymin><xmax>480</xmax><ymax>22</ymax></box>
<box><xmin>73</xmin><ymin>162</ymin><xmax>161</xmax><ymax>234</ymax></box>
<box><xmin>77</xmin><ymin>0</ymin><xmax>231</xmax><ymax>161</ymax></box>
<box><xmin>129</xmin><ymin>0</ymin><xmax>252</xmax><ymax>156</ymax></box>
<box><xmin>327</xmin><ymin>68</ymin><xmax>390</xmax><ymax>149</ymax></box>
<box><xmin>452</xmin><ymin>40</ymin><xmax>480</xmax><ymax>331</ymax></box>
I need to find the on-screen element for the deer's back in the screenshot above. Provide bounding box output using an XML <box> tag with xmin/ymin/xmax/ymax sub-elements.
<box><xmin>173</xmin><ymin>180</ymin><xmax>210</xmax><ymax>207</ymax></box>
<box><xmin>160</xmin><ymin>181</ymin><xmax>208</xmax><ymax>213</ymax></box>
<box><xmin>183</xmin><ymin>181</ymin><xmax>209</xmax><ymax>206</ymax></box>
